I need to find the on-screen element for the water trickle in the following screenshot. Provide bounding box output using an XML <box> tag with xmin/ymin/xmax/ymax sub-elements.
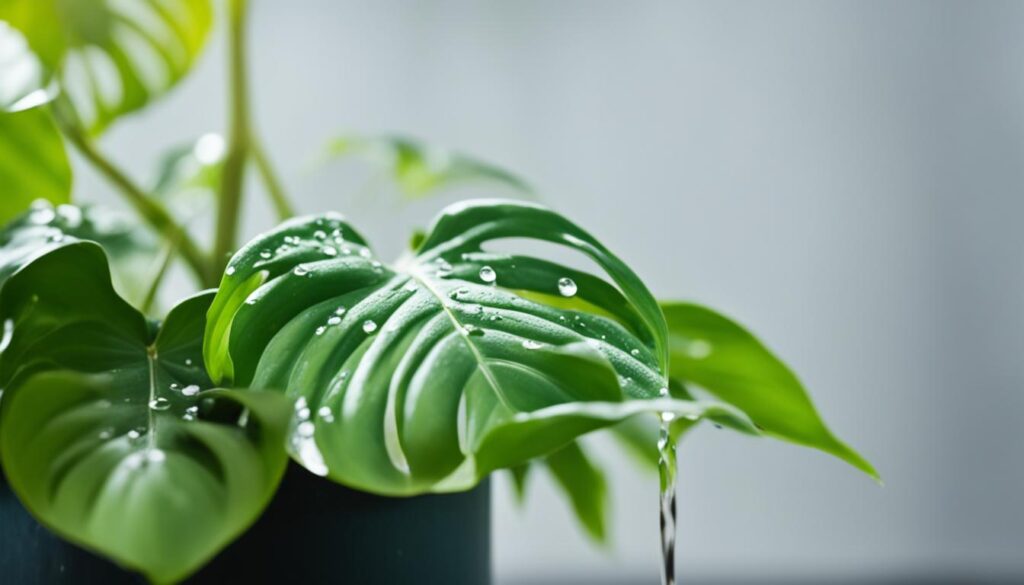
<box><xmin>557</xmin><ymin>277</ymin><xmax>577</xmax><ymax>297</ymax></box>
<box><xmin>479</xmin><ymin>265</ymin><xmax>497</xmax><ymax>284</ymax></box>
<box><xmin>362</xmin><ymin>320</ymin><xmax>378</xmax><ymax>334</ymax></box>
<box><xmin>658</xmin><ymin>392</ymin><xmax>678</xmax><ymax>585</ymax></box>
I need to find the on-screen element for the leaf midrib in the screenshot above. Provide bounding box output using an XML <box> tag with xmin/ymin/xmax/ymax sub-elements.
<box><xmin>406</xmin><ymin>264</ymin><xmax>515</xmax><ymax>412</ymax></box>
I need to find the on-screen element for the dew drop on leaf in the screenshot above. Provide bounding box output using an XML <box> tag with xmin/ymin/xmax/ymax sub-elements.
<box><xmin>522</xmin><ymin>340</ymin><xmax>544</xmax><ymax>350</ymax></box>
<box><xmin>323</xmin><ymin>246</ymin><xmax>337</xmax><ymax>256</ymax></box>
<box><xmin>479</xmin><ymin>265</ymin><xmax>497</xmax><ymax>284</ymax></box>
<box><xmin>181</xmin><ymin>384</ymin><xmax>200</xmax><ymax>397</ymax></box>
<box><xmin>293</xmin><ymin>265</ymin><xmax>309</xmax><ymax>276</ymax></box>
<box><xmin>148</xmin><ymin>397</ymin><xmax>171</xmax><ymax>411</ymax></box>
<box><xmin>557</xmin><ymin>277</ymin><xmax>577</xmax><ymax>297</ymax></box>
<box><xmin>362</xmin><ymin>320</ymin><xmax>378</xmax><ymax>334</ymax></box>
<box><xmin>327</xmin><ymin>316</ymin><xmax>342</xmax><ymax>326</ymax></box>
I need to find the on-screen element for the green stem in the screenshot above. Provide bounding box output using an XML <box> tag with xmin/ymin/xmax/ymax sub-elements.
<box><xmin>138</xmin><ymin>226</ymin><xmax>183</xmax><ymax>314</ymax></box>
<box><xmin>213</xmin><ymin>0</ymin><xmax>252</xmax><ymax>276</ymax></box>
<box><xmin>52</xmin><ymin>104</ymin><xmax>211</xmax><ymax>286</ymax></box>
<box><xmin>251</xmin><ymin>137</ymin><xmax>295</xmax><ymax>220</ymax></box>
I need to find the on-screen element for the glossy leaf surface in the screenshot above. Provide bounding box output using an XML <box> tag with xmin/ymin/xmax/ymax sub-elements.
<box><xmin>205</xmin><ymin>200</ymin><xmax>752</xmax><ymax>495</ymax></box>
<box><xmin>0</xmin><ymin>243</ymin><xmax>290</xmax><ymax>583</ymax></box>
<box><xmin>662</xmin><ymin>301</ymin><xmax>877</xmax><ymax>479</ymax></box>
<box><xmin>0</xmin><ymin>203</ymin><xmax>158</xmax><ymax>301</ymax></box>
<box><xmin>0</xmin><ymin>0</ymin><xmax>213</xmax><ymax>133</ymax></box>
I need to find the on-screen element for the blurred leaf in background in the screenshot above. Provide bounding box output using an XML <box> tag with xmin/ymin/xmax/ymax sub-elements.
<box><xmin>0</xmin><ymin>0</ymin><xmax>213</xmax><ymax>134</ymax></box>
<box><xmin>0</xmin><ymin>23</ymin><xmax>69</xmax><ymax>224</ymax></box>
<box><xmin>323</xmin><ymin>134</ymin><xmax>533</xmax><ymax>201</ymax></box>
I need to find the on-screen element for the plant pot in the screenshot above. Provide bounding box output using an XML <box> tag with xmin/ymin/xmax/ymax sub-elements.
<box><xmin>0</xmin><ymin>463</ymin><xmax>491</xmax><ymax>584</ymax></box>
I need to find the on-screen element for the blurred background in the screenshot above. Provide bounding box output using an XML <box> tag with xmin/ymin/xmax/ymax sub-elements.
<box><xmin>75</xmin><ymin>1</ymin><xmax>1024</xmax><ymax>583</ymax></box>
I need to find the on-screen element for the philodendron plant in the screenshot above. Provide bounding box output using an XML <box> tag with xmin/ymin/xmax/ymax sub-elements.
<box><xmin>0</xmin><ymin>1</ymin><xmax>878</xmax><ymax>583</ymax></box>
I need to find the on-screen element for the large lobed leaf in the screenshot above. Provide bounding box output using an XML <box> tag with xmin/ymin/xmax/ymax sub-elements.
<box><xmin>204</xmin><ymin>199</ymin><xmax>753</xmax><ymax>495</ymax></box>
<box><xmin>0</xmin><ymin>0</ymin><xmax>213</xmax><ymax>134</ymax></box>
<box><xmin>0</xmin><ymin>242</ymin><xmax>290</xmax><ymax>584</ymax></box>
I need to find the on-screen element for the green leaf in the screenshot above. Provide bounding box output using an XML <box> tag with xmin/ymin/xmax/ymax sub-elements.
<box><xmin>152</xmin><ymin>133</ymin><xmax>224</xmax><ymax>204</ymax></box>
<box><xmin>545</xmin><ymin>441</ymin><xmax>608</xmax><ymax>542</ymax></box>
<box><xmin>325</xmin><ymin>134</ymin><xmax>533</xmax><ymax>200</ymax></box>
<box><xmin>0</xmin><ymin>243</ymin><xmax>290</xmax><ymax>583</ymax></box>
<box><xmin>0</xmin><ymin>0</ymin><xmax>213</xmax><ymax>133</ymax></box>
<box><xmin>0</xmin><ymin>202</ymin><xmax>158</xmax><ymax>303</ymax></box>
<box><xmin>0</xmin><ymin>107</ymin><xmax>71</xmax><ymax>223</ymax></box>
<box><xmin>0</xmin><ymin>20</ymin><xmax>53</xmax><ymax>111</ymax></box>
<box><xmin>205</xmin><ymin>199</ymin><xmax>752</xmax><ymax>495</ymax></box>
<box><xmin>661</xmin><ymin>301</ymin><xmax>878</xmax><ymax>479</ymax></box>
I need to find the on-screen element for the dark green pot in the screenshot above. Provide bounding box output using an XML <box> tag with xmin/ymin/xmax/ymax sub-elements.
<box><xmin>0</xmin><ymin>464</ymin><xmax>491</xmax><ymax>584</ymax></box>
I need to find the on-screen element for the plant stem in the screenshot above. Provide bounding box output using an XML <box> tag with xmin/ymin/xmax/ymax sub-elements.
<box><xmin>251</xmin><ymin>137</ymin><xmax>295</xmax><ymax>220</ymax></box>
<box><xmin>213</xmin><ymin>0</ymin><xmax>252</xmax><ymax>276</ymax></box>
<box><xmin>52</xmin><ymin>104</ymin><xmax>211</xmax><ymax>286</ymax></box>
<box><xmin>138</xmin><ymin>226</ymin><xmax>183</xmax><ymax>314</ymax></box>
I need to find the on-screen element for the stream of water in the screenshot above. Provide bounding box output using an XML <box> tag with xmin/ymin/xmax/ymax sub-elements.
<box><xmin>658</xmin><ymin>413</ymin><xmax>678</xmax><ymax>585</ymax></box>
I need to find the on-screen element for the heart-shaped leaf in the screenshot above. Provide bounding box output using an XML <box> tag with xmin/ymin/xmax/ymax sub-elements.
<box><xmin>661</xmin><ymin>301</ymin><xmax>878</xmax><ymax>479</ymax></box>
<box><xmin>0</xmin><ymin>0</ymin><xmax>213</xmax><ymax>133</ymax></box>
<box><xmin>0</xmin><ymin>243</ymin><xmax>290</xmax><ymax>583</ymax></box>
<box><xmin>0</xmin><ymin>203</ymin><xmax>158</xmax><ymax>302</ymax></box>
<box><xmin>205</xmin><ymin>199</ymin><xmax>754</xmax><ymax>495</ymax></box>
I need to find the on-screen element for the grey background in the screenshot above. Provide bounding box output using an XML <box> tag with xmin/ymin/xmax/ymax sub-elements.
<box><xmin>79</xmin><ymin>1</ymin><xmax>1024</xmax><ymax>582</ymax></box>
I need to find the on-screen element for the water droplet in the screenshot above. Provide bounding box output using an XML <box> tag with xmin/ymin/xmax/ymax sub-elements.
<box><xmin>685</xmin><ymin>339</ymin><xmax>712</xmax><ymax>360</ymax></box>
<box><xmin>359</xmin><ymin>248</ymin><xmax>372</xmax><ymax>259</ymax></box>
<box><xmin>98</xmin><ymin>428</ymin><xmax>113</xmax><ymax>440</ymax></box>
<box><xmin>313</xmin><ymin>230</ymin><xmax>327</xmax><ymax>240</ymax></box>
<box><xmin>181</xmin><ymin>384</ymin><xmax>200</xmax><ymax>397</ymax></box>
<box><xmin>29</xmin><ymin>206</ymin><xmax>56</xmax><ymax>225</ymax></box>
<box><xmin>293</xmin><ymin>265</ymin><xmax>309</xmax><ymax>276</ymax></box>
<box><xmin>479</xmin><ymin>266</ymin><xmax>497</xmax><ymax>284</ymax></box>
<box><xmin>226</xmin><ymin>266</ymin><xmax>236</xmax><ymax>276</ymax></box>
<box><xmin>317</xmin><ymin>406</ymin><xmax>334</xmax><ymax>422</ymax></box>
<box><xmin>460</xmin><ymin>324</ymin><xmax>484</xmax><ymax>337</ymax></box>
<box><xmin>169</xmin><ymin>383</ymin><xmax>179</xmax><ymax>391</ymax></box>
<box><xmin>147</xmin><ymin>449</ymin><xmax>166</xmax><ymax>463</ymax></box>
<box><xmin>522</xmin><ymin>340</ymin><xmax>544</xmax><ymax>350</ymax></box>
<box><xmin>661</xmin><ymin>412</ymin><xmax>677</xmax><ymax>423</ymax></box>
<box><xmin>260</xmin><ymin>250</ymin><xmax>272</xmax><ymax>259</ymax></box>
<box><xmin>315</xmin><ymin>326</ymin><xmax>327</xmax><ymax>336</ymax></box>
<box><xmin>557</xmin><ymin>277</ymin><xmax>577</xmax><ymax>297</ymax></box>
<box><xmin>185</xmin><ymin>358</ymin><xmax>193</xmax><ymax>366</ymax></box>
<box><xmin>148</xmin><ymin>397</ymin><xmax>171</xmax><ymax>411</ymax></box>
<box><xmin>327</xmin><ymin>316</ymin><xmax>342</xmax><ymax>326</ymax></box>
<box><xmin>323</xmin><ymin>246</ymin><xmax>337</xmax><ymax>256</ymax></box>
<box><xmin>630</xmin><ymin>349</ymin><xmax>640</xmax><ymax>357</ymax></box>
<box><xmin>362</xmin><ymin>320</ymin><xmax>378</xmax><ymax>334</ymax></box>
<box><xmin>335</xmin><ymin>307</ymin><xmax>347</xmax><ymax>316</ymax></box>
<box><xmin>127</xmin><ymin>429</ymin><xmax>142</xmax><ymax>441</ymax></box>
<box><xmin>297</xmin><ymin>406</ymin><xmax>311</xmax><ymax>420</ymax></box>
<box><xmin>297</xmin><ymin>421</ymin><xmax>316</xmax><ymax>437</ymax></box>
